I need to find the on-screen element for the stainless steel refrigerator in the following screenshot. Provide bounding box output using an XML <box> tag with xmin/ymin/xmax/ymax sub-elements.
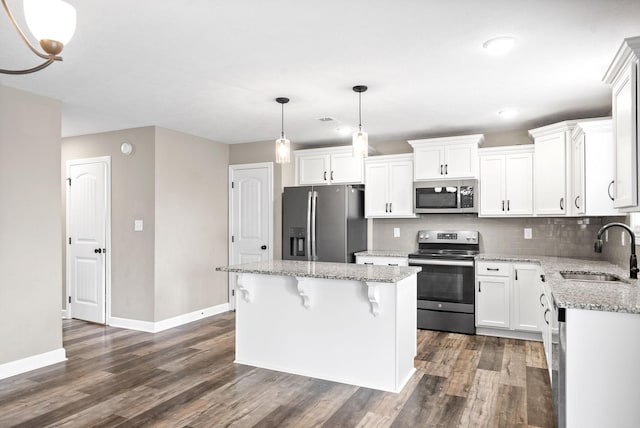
<box><xmin>282</xmin><ymin>185</ymin><xmax>367</xmax><ymax>263</ymax></box>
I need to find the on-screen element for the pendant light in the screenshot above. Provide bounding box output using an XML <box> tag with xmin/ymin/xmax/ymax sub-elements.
<box><xmin>352</xmin><ymin>85</ymin><xmax>369</xmax><ymax>157</ymax></box>
<box><xmin>275</xmin><ymin>97</ymin><xmax>291</xmax><ymax>164</ymax></box>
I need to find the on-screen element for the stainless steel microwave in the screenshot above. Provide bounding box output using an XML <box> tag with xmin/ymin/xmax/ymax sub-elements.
<box><xmin>414</xmin><ymin>179</ymin><xmax>478</xmax><ymax>214</ymax></box>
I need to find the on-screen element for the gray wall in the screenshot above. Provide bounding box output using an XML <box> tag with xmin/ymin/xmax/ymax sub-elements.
<box><xmin>154</xmin><ymin>127</ymin><xmax>229</xmax><ymax>320</ymax></box>
<box><xmin>62</xmin><ymin>127</ymin><xmax>156</xmax><ymax>321</ymax></box>
<box><xmin>0</xmin><ymin>86</ymin><xmax>63</xmax><ymax>364</ymax></box>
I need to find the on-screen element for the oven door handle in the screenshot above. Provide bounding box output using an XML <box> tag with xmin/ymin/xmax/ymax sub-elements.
<box><xmin>409</xmin><ymin>259</ymin><xmax>474</xmax><ymax>267</ymax></box>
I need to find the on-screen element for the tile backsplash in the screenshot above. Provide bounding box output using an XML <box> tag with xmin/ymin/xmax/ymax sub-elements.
<box><xmin>371</xmin><ymin>215</ymin><xmax>621</xmax><ymax>260</ymax></box>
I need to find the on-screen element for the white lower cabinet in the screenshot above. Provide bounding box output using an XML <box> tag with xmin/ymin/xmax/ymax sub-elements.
<box><xmin>355</xmin><ymin>255</ymin><xmax>408</xmax><ymax>266</ymax></box>
<box><xmin>476</xmin><ymin>261</ymin><xmax>542</xmax><ymax>339</ymax></box>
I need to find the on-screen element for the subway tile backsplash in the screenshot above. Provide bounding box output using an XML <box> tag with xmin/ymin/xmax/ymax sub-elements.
<box><xmin>371</xmin><ymin>215</ymin><xmax>628</xmax><ymax>261</ymax></box>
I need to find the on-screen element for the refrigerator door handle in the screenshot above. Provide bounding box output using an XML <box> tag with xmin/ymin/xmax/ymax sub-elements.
<box><xmin>306</xmin><ymin>191</ymin><xmax>312</xmax><ymax>260</ymax></box>
<box><xmin>311</xmin><ymin>190</ymin><xmax>318</xmax><ymax>259</ymax></box>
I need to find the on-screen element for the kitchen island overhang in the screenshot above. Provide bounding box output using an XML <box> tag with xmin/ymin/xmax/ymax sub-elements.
<box><xmin>217</xmin><ymin>260</ymin><xmax>420</xmax><ymax>393</ymax></box>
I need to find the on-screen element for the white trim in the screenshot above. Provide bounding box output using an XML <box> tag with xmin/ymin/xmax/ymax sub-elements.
<box><xmin>66</xmin><ymin>156</ymin><xmax>112</xmax><ymax>324</ymax></box>
<box><xmin>0</xmin><ymin>348</ymin><xmax>66</xmax><ymax>380</ymax></box>
<box><xmin>228</xmin><ymin>162</ymin><xmax>274</xmax><ymax>311</ymax></box>
<box><xmin>61</xmin><ymin>309</ymin><xmax>68</xmax><ymax>319</ymax></box>
<box><xmin>109</xmin><ymin>303</ymin><xmax>230</xmax><ymax>333</ymax></box>
<box><xmin>476</xmin><ymin>327</ymin><xmax>542</xmax><ymax>342</ymax></box>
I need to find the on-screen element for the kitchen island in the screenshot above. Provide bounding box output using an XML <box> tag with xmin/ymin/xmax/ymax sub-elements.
<box><xmin>217</xmin><ymin>260</ymin><xmax>420</xmax><ymax>393</ymax></box>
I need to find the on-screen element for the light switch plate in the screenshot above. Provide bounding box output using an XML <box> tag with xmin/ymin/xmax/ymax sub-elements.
<box><xmin>393</xmin><ymin>227</ymin><xmax>400</xmax><ymax>238</ymax></box>
<box><xmin>134</xmin><ymin>219</ymin><xmax>144</xmax><ymax>232</ymax></box>
<box><xmin>524</xmin><ymin>228</ymin><xmax>532</xmax><ymax>239</ymax></box>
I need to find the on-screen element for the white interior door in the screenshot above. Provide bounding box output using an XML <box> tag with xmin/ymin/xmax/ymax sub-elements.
<box><xmin>67</xmin><ymin>158</ymin><xmax>110</xmax><ymax>324</ymax></box>
<box><xmin>229</xmin><ymin>163</ymin><xmax>273</xmax><ymax>309</ymax></box>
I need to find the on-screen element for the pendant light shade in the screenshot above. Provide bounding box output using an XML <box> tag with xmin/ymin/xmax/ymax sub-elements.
<box><xmin>275</xmin><ymin>97</ymin><xmax>291</xmax><ymax>164</ymax></box>
<box><xmin>352</xmin><ymin>85</ymin><xmax>369</xmax><ymax>158</ymax></box>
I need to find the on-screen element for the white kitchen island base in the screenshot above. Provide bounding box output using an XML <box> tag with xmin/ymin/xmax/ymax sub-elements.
<box><xmin>234</xmin><ymin>272</ymin><xmax>417</xmax><ymax>393</ymax></box>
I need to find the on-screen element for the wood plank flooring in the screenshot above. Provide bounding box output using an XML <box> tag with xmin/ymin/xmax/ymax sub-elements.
<box><xmin>0</xmin><ymin>313</ymin><xmax>554</xmax><ymax>427</ymax></box>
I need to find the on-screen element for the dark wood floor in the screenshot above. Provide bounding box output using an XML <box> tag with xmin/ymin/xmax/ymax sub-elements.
<box><xmin>0</xmin><ymin>312</ymin><xmax>554</xmax><ymax>427</ymax></box>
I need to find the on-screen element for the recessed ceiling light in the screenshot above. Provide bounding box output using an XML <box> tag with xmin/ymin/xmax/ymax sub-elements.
<box><xmin>497</xmin><ymin>109</ymin><xmax>518</xmax><ymax>119</ymax></box>
<box><xmin>483</xmin><ymin>36</ymin><xmax>516</xmax><ymax>55</ymax></box>
<box><xmin>336</xmin><ymin>126</ymin><xmax>353</xmax><ymax>135</ymax></box>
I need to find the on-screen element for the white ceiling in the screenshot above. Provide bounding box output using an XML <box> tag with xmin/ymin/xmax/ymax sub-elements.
<box><xmin>1</xmin><ymin>0</ymin><xmax>639</xmax><ymax>145</ymax></box>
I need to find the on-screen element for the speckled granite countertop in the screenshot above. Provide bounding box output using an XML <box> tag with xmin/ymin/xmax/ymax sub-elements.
<box><xmin>477</xmin><ymin>254</ymin><xmax>640</xmax><ymax>314</ymax></box>
<box><xmin>354</xmin><ymin>250</ymin><xmax>411</xmax><ymax>258</ymax></box>
<box><xmin>216</xmin><ymin>260</ymin><xmax>420</xmax><ymax>283</ymax></box>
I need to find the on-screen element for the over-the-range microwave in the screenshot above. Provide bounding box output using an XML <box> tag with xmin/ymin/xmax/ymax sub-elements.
<box><xmin>414</xmin><ymin>179</ymin><xmax>478</xmax><ymax>214</ymax></box>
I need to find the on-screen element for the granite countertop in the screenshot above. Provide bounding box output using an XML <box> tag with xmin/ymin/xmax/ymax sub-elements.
<box><xmin>477</xmin><ymin>254</ymin><xmax>640</xmax><ymax>314</ymax></box>
<box><xmin>216</xmin><ymin>260</ymin><xmax>421</xmax><ymax>283</ymax></box>
<box><xmin>354</xmin><ymin>250</ymin><xmax>411</xmax><ymax>258</ymax></box>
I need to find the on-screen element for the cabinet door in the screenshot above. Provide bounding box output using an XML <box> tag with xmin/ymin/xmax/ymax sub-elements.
<box><xmin>512</xmin><ymin>264</ymin><xmax>541</xmax><ymax>332</ymax></box>
<box><xmin>364</xmin><ymin>162</ymin><xmax>389</xmax><ymax>217</ymax></box>
<box><xmin>572</xmin><ymin>134</ymin><xmax>586</xmax><ymax>215</ymax></box>
<box><xmin>414</xmin><ymin>145</ymin><xmax>444</xmax><ymax>180</ymax></box>
<box><xmin>534</xmin><ymin>133</ymin><xmax>567</xmax><ymax>215</ymax></box>
<box><xmin>297</xmin><ymin>153</ymin><xmax>330</xmax><ymax>185</ymax></box>
<box><xmin>479</xmin><ymin>155</ymin><xmax>505</xmax><ymax>216</ymax></box>
<box><xmin>612</xmin><ymin>61</ymin><xmax>638</xmax><ymax>208</ymax></box>
<box><xmin>505</xmin><ymin>152</ymin><xmax>534</xmax><ymax>216</ymax></box>
<box><xmin>330</xmin><ymin>151</ymin><xmax>364</xmax><ymax>184</ymax></box>
<box><xmin>476</xmin><ymin>276</ymin><xmax>510</xmax><ymax>329</ymax></box>
<box><xmin>444</xmin><ymin>143</ymin><xmax>477</xmax><ymax>178</ymax></box>
<box><xmin>388</xmin><ymin>160</ymin><xmax>414</xmax><ymax>216</ymax></box>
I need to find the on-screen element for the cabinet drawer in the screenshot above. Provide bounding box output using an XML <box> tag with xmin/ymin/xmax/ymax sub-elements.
<box><xmin>356</xmin><ymin>255</ymin><xmax>408</xmax><ymax>266</ymax></box>
<box><xmin>477</xmin><ymin>262</ymin><xmax>510</xmax><ymax>277</ymax></box>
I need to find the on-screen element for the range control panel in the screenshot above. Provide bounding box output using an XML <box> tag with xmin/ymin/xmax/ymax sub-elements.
<box><xmin>417</xmin><ymin>230</ymin><xmax>479</xmax><ymax>244</ymax></box>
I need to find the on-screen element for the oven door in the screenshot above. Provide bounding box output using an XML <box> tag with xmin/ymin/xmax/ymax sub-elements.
<box><xmin>410</xmin><ymin>258</ymin><xmax>475</xmax><ymax>312</ymax></box>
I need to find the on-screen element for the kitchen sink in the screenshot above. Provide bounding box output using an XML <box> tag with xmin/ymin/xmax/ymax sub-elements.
<box><xmin>560</xmin><ymin>271</ymin><xmax>624</xmax><ymax>282</ymax></box>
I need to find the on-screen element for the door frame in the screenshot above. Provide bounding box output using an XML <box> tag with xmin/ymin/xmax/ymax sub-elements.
<box><xmin>228</xmin><ymin>162</ymin><xmax>274</xmax><ymax>310</ymax></box>
<box><xmin>65</xmin><ymin>156</ymin><xmax>112</xmax><ymax>323</ymax></box>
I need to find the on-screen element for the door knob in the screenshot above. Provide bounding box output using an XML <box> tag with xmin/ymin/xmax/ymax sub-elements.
<box><xmin>260</xmin><ymin>245</ymin><xmax>267</xmax><ymax>250</ymax></box>
<box><xmin>94</xmin><ymin>248</ymin><xmax>102</xmax><ymax>254</ymax></box>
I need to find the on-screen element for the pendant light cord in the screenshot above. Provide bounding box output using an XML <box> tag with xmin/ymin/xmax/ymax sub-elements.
<box><xmin>281</xmin><ymin>103</ymin><xmax>285</xmax><ymax>138</ymax></box>
<box><xmin>358</xmin><ymin>92</ymin><xmax>362</xmax><ymax>132</ymax></box>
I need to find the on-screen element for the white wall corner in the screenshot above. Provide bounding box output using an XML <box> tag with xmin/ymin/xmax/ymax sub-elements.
<box><xmin>61</xmin><ymin>309</ymin><xmax>68</xmax><ymax>319</ymax></box>
<box><xmin>0</xmin><ymin>348</ymin><xmax>67</xmax><ymax>381</ymax></box>
<box><xmin>109</xmin><ymin>303</ymin><xmax>230</xmax><ymax>334</ymax></box>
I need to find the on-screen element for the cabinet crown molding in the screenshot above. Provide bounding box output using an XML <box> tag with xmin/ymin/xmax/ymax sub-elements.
<box><xmin>364</xmin><ymin>153</ymin><xmax>413</xmax><ymax>164</ymax></box>
<box><xmin>528</xmin><ymin>120</ymin><xmax>578</xmax><ymax>139</ymax></box>
<box><xmin>294</xmin><ymin>145</ymin><xmax>377</xmax><ymax>155</ymax></box>
<box><xmin>603</xmin><ymin>36</ymin><xmax>640</xmax><ymax>84</ymax></box>
<box><xmin>478</xmin><ymin>144</ymin><xmax>534</xmax><ymax>156</ymax></box>
<box><xmin>407</xmin><ymin>134</ymin><xmax>484</xmax><ymax>148</ymax></box>
<box><xmin>572</xmin><ymin>118</ymin><xmax>613</xmax><ymax>137</ymax></box>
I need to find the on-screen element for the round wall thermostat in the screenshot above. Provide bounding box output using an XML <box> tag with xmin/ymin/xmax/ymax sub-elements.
<box><xmin>120</xmin><ymin>142</ymin><xmax>133</xmax><ymax>155</ymax></box>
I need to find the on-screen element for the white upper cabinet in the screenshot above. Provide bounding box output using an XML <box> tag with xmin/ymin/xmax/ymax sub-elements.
<box><xmin>571</xmin><ymin>118</ymin><xmax>619</xmax><ymax>216</ymax></box>
<box><xmin>479</xmin><ymin>145</ymin><xmax>534</xmax><ymax>217</ymax></box>
<box><xmin>295</xmin><ymin>146</ymin><xmax>367</xmax><ymax>186</ymax></box>
<box><xmin>529</xmin><ymin>121</ymin><xmax>576</xmax><ymax>216</ymax></box>
<box><xmin>364</xmin><ymin>154</ymin><xmax>416</xmax><ymax>218</ymax></box>
<box><xmin>603</xmin><ymin>36</ymin><xmax>640</xmax><ymax>210</ymax></box>
<box><xmin>408</xmin><ymin>134</ymin><xmax>483</xmax><ymax>180</ymax></box>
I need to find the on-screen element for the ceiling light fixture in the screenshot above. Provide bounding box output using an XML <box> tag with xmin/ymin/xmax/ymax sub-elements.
<box><xmin>482</xmin><ymin>36</ymin><xmax>516</xmax><ymax>55</ymax></box>
<box><xmin>352</xmin><ymin>85</ymin><xmax>369</xmax><ymax>158</ymax></box>
<box><xmin>275</xmin><ymin>97</ymin><xmax>291</xmax><ymax>164</ymax></box>
<box><xmin>0</xmin><ymin>0</ymin><xmax>76</xmax><ymax>75</ymax></box>
<box><xmin>497</xmin><ymin>108</ymin><xmax>519</xmax><ymax>119</ymax></box>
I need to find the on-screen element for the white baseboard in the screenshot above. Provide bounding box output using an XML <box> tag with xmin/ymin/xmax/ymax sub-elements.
<box><xmin>109</xmin><ymin>302</ymin><xmax>230</xmax><ymax>333</ymax></box>
<box><xmin>476</xmin><ymin>327</ymin><xmax>542</xmax><ymax>342</ymax></box>
<box><xmin>0</xmin><ymin>348</ymin><xmax>67</xmax><ymax>381</ymax></box>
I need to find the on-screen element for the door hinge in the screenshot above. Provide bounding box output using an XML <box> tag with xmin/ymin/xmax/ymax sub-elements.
<box><xmin>68</xmin><ymin>296</ymin><xmax>71</xmax><ymax>303</ymax></box>
<box><xmin>67</xmin><ymin>178</ymin><xmax>71</xmax><ymax>186</ymax></box>
<box><xmin>68</xmin><ymin>237</ymin><xmax>71</xmax><ymax>245</ymax></box>
<box><xmin>231</xmin><ymin>235</ymin><xmax>235</xmax><ymax>243</ymax></box>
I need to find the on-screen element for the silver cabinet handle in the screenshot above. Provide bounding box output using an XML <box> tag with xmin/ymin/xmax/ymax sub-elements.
<box><xmin>574</xmin><ymin>195</ymin><xmax>580</xmax><ymax>209</ymax></box>
<box><xmin>440</xmin><ymin>164</ymin><xmax>443</xmax><ymax>175</ymax></box>
<box><xmin>388</xmin><ymin>263</ymin><xmax>399</xmax><ymax>266</ymax></box>
<box><xmin>389</xmin><ymin>202</ymin><xmax>392</xmax><ymax>213</ymax></box>
<box><xmin>364</xmin><ymin>262</ymin><xmax>373</xmax><ymax>265</ymax></box>
<box><xmin>479</xmin><ymin>281</ymin><xmax>482</xmax><ymax>293</ymax></box>
<box><xmin>502</xmin><ymin>200</ymin><xmax>505</xmax><ymax>211</ymax></box>
<box><xmin>331</xmin><ymin>171</ymin><xmax>334</xmax><ymax>181</ymax></box>
<box><xmin>515</xmin><ymin>269</ymin><xmax>518</xmax><ymax>280</ymax></box>
<box><xmin>323</xmin><ymin>171</ymin><xmax>327</xmax><ymax>181</ymax></box>
<box><xmin>560</xmin><ymin>197</ymin><xmax>564</xmax><ymax>210</ymax></box>
<box><xmin>539</xmin><ymin>293</ymin><xmax>545</xmax><ymax>307</ymax></box>
<box><xmin>487</xmin><ymin>267</ymin><xmax>500</xmax><ymax>271</ymax></box>
<box><xmin>507</xmin><ymin>200</ymin><xmax>510</xmax><ymax>211</ymax></box>
<box><xmin>608</xmin><ymin>180</ymin><xmax>615</xmax><ymax>201</ymax></box>
<box><xmin>544</xmin><ymin>309</ymin><xmax>550</xmax><ymax>325</ymax></box>
<box><xmin>445</xmin><ymin>164</ymin><xmax>448</xmax><ymax>175</ymax></box>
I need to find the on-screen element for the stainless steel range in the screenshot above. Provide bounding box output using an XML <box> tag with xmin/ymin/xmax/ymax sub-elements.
<box><xmin>409</xmin><ymin>230</ymin><xmax>479</xmax><ymax>335</ymax></box>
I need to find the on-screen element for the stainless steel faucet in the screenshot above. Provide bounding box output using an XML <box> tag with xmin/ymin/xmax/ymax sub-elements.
<box><xmin>594</xmin><ymin>222</ymin><xmax>638</xmax><ymax>279</ymax></box>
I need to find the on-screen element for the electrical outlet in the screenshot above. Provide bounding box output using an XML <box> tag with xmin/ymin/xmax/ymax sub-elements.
<box><xmin>622</xmin><ymin>231</ymin><xmax>625</xmax><ymax>246</ymax></box>
<box><xmin>524</xmin><ymin>228</ymin><xmax>532</xmax><ymax>239</ymax></box>
<box><xmin>393</xmin><ymin>227</ymin><xmax>400</xmax><ymax>238</ymax></box>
